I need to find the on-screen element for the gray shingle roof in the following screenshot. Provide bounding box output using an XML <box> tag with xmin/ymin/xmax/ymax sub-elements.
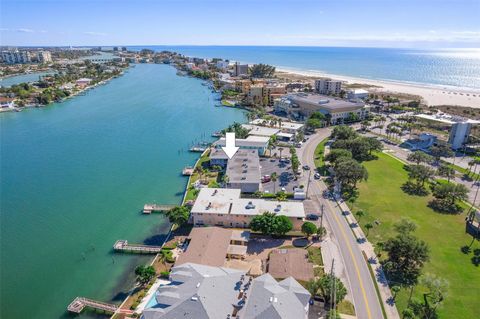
<box><xmin>142</xmin><ymin>264</ymin><xmax>310</xmax><ymax>319</ymax></box>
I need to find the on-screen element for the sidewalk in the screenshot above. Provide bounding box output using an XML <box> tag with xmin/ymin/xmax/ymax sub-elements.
<box><xmin>337</xmin><ymin>200</ymin><xmax>400</xmax><ymax>319</ymax></box>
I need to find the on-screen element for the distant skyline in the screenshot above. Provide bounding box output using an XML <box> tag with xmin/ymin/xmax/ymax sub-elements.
<box><xmin>1</xmin><ymin>0</ymin><xmax>479</xmax><ymax>48</ymax></box>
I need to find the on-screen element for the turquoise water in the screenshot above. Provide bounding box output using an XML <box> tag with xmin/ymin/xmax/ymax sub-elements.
<box><xmin>0</xmin><ymin>63</ymin><xmax>245</xmax><ymax>319</ymax></box>
<box><xmin>0</xmin><ymin>71</ymin><xmax>55</xmax><ymax>87</ymax></box>
<box><xmin>129</xmin><ymin>46</ymin><xmax>480</xmax><ymax>89</ymax></box>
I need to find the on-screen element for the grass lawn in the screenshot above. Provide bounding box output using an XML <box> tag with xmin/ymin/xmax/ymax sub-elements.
<box><xmin>349</xmin><ymin>152</ymin><xmax>479</xmax><ymax>318</ymax></box>
<box><xmin>183</xmin><ymin>150</ymin><xmax>220</xmax><ymax>203</ymax></box>
<box><xmin>314</xmin><ymin>137</ymin><xmax>329</xmax><ymax>175</ymax></box>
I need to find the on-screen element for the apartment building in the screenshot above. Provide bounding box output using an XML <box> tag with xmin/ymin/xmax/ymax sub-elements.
<box><xmin>190</xmin><ymin>188</ymin><xmax>306</xmax><ymax>230</ymax></box>
<box><xmin>233</xmin><ymin>63</ymin><xmax>249</xmax><ymax>76</ymax></box>
<box><xmin>314</xmin><ymin>78</ymin><xmax>342</xmax><ymax>95</ymax></box>
<box><xmin>37</xmin><ymin>51</ymin><xmax>52</xmax><ymax>63</ymax></box>
<box><xmin>1</xmin><ymin>50</ymin><xmax>31</xmax><ymax>64</ymax></box>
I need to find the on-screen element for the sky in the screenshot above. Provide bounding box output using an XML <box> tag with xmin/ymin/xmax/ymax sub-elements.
<box><xmin>1</xmin><ymin>0</ymin><xmax>479</xmax><ymax>48</ymax></box>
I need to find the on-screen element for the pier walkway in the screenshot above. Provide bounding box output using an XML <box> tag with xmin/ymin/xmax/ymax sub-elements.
<box><xmin>113</xmin><ymin>240</ymin><xmax>163</xmax><ymax>254</ymax></box>
<box><xmin>67</xmin><ymin>297</ymin><xmax>118</xmax><ymax>314</ymax></box>
<box><xmin>143</xmin><ymin>203</ymin><xmax>175</xmax><ymax>214</ymax></box>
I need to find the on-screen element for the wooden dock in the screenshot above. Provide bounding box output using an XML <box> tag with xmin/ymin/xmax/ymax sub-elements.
<box><xmin>182</xmin><ymin>166</ymin><xmax>194</xmax><ymax>176</ymax></box>
<box><xmin>143</xmin><ymin>203</ymin><xmax>175</xmax><ymax>214</ymax></box>
<box><xmin>113</xmin><ymin>240</ymin><xmax>163</xmax><ymax>254</ymax></box>
<box><xmin>67</xmin><ymin>297</ymin><xmax>118</xmax><ymax>314</ymax></box>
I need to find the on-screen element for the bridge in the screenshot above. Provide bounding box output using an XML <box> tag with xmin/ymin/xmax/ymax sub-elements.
<box><xmin>113</xmin><ymin>240</ymin><xmax>163</xmax><ymax>254</ymax></box>
<box><xmin>143</xmin><ymin>203</ymin><xmax>175</xmax><ymax>214</ymax></box>
<box><xmin>67</xmin><ymin>297</ymin><xmax>118</xmax><ymax>314</ymax></box>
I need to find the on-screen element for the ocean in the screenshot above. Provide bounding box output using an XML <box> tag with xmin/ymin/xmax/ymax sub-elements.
<box><xmin>128</xmin><ymin>46</ymin><xmax>480</xmax><ymax>89</ymax></box>
<box><xmin>0</xmin><ymin>63</ymin><xmax>245</xmax><ymax>319</ymax></box>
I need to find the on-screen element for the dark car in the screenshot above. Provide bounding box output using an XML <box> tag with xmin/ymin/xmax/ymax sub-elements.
<box><xmin>303</xmin><ymin>165</ymin><xmax>310</xmax><ymax>170</ymax></box>
<box><xmin>306</xmin><ymin>214</ymin><xmax>319</xmax><ymax>221</ymax></box>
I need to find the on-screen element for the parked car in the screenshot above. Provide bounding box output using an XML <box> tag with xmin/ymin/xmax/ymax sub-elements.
<box><xmin>303</xmin><ymin>165</ymin><xmax>310</xmax><ymax>170</ymax></box>
<box><xmin>314</xmin><ymin>172</ymin><xmax>321</xmax><ymax>179</ymax></box>
<box><xmin>261</xmin><ymin>175</ymin><xmax>271</xmax><ymax>183</ymax></box>
<box><xmin>306</xmin><ymin>214</ymin><xmax>319</xmax><ymax>221</ymax></box>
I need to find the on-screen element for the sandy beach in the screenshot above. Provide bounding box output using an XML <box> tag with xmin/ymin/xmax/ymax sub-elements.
<box><xmin>277</xmin><ymin>68</ymin><xmax>480</xmax><ymax>108</ymax></box>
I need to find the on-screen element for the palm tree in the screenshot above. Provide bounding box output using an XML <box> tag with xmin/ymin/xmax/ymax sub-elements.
<box><xmin>391</xmin><ymin>285</ymin><xmax>401</xmax><ymax>300</ymax></box>
<box><xmin>278</xmin><ymin>147</ymin><xmax>284</xmax><ymax>159</ymax></box>
<box><xmin>271</xmin><ymin>172</ymin><xmax>278</xmax><ymax>193</ymax></box>
<box><xmin>356</xmin><ymin>210</ymin><xmax>365</xmax><ymax>223</ymax></box>
<box><xmin>365</xmin><ymin>223</ymin><xmax>374</xmax><ymax>237</ymax></box>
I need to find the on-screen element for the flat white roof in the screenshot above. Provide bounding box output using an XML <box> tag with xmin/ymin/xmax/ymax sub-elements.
<box><xmin>250</xmin><ymin>119</ymin><xmax>304</xmax><ymax>131</ymax></box>
<box><xmin>191</xmin><ymin>188</ymin><xmax>305</xmax><ymax>218</ymax></box>
<box><xmin>215</xmin><ymin>135</ymin><xmax>270</xmax><ymax>148</ymax></box>
<box><xmin>277</xmin><ymin>132</ymin><xmax>294</xmax><ymax>138</ymax></box>
<box><xmin>349</xmin><ymin>89</ymin><xmax>369</xmax><ymax>94</ymax></box>
<box><xmin>415</xmin><ymin>113</ymin><xmax>480</xmax><ymax>125</ymax></box>
<box><xmin>242</xmin><ymin>124</ymin><xmax>280</xmax><ymax>137</ymax></box>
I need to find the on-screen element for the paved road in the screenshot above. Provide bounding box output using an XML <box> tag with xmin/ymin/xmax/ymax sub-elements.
<box><xmin>299</xmin><ymin>129</ymin><xmax>385</xmax><ymax>319</ymax></box>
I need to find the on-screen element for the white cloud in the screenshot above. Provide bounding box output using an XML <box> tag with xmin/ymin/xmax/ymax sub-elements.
<box><xmin>84</xmin><ymin>31</ymin><xmax>108</xmax><ymax>36</ymax></box>
<box><xmin>16</xmin><ymin>28</ymin><xmax>35</xmax><ymax>33</ymax></box>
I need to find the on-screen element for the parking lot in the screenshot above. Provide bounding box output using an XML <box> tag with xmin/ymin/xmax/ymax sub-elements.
<box><xmin>259</xmin><ymin>158</ymin><xmax>301</xmax><ymax>193</ymax></box>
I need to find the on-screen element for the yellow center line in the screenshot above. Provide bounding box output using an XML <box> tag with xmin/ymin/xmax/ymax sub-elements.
<box><xmin>330</xmin><ymin>200</ymin><xmax>373</xmax><ymax>319</ymax></box>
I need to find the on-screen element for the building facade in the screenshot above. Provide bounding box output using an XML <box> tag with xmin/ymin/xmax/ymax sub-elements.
<box><xmin>190</xmin><ymin>188</ymin><xmax>306</xmax><ymax>230</ymax></box>
<box><xmin>37</xmin><ymin>51</ymin><xmax>52</xmax><ymax>63</ymax></box>
<box><xmin>314</xmin><ymin>79</ymin><xmax>342</xmax><ymax>95</ymax></box>
<box><xmin>275</xmin><ymin>93</ymin><xmax>369</xmax><ymax>124</ymax></box>
<box><xmin>1</xmin><ymin>50</ymin><xmax>31</xmax><ymax>64</ymax></box>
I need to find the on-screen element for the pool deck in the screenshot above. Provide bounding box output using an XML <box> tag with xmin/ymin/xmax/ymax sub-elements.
<box><xmin>134</xmin><ymin>278</ymin><xmax>171</xmax><ymax>314</ymax></box>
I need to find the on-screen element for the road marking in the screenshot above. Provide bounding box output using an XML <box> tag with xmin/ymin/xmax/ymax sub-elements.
<box><xmin>330</xmin><ymin>201</ymin><xmax>373</xmax><ymax>319</ymax></box>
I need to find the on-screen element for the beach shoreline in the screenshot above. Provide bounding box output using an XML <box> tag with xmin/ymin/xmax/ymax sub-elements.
<box><xmin>275</xmin><ymin>67</ymin><xmax>480</xmax><ymax>108</ymax></box>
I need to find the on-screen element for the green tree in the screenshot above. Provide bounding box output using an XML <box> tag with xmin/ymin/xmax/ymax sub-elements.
<box><xmin>316</xmin><ymin>226</ymin><xmax>326</xmax><ymax>240</ymax></box>
<box><xmin>135</xmin><ymin>265</ymin><xmax>156</xmax><ymax>285</ymax></box>
<box><xmin>272</xmin><ymin>215</ymin><xmax>293</xmax><ymax>236</ymax></box>
<box><xmin>317</xmin><ymin>274</ymin><xmax>347</xmax><ymax>307</ymax></box>
<box><xmin>250</xmin><ymin>212</ymin><xmax>292</xmax><ymax>236</ymax></box>
<box><xmin>356</xmin><ymin>210</ymin><xmax>365</xmax><ymax>223</ymax></box>
<box><xmin>301</xmin><ymin>222</ymin><xmax>317</xmax><ymax>238</ymax></box>
<box><xmin>437</xmin><ymin>164</ymin><xmax>455</xmax><ymax>182</ymax></box>
<box><xmin>382</xmin><ymin>221</ymin><xmax>430</xmax><ymax>287</ymax></box>
<box><xmin>405</xmin><ymin>164</ymin><xmax>435</xmax><ymax>193</ymax></box>
<box><xmin>364</xmin><ymin>223</ymin><xmax>374</xmax><ymax>237</ymax></box>
<box><xmin>407</xmin><ymin>151</ymin><xmax>433</xmax><ymax>165</ymax></box>
<box><xmin>249</xmin><ymin>64</ymin><xmax>276</xmax><ymax>78</ymax></box>
<box><xmin>430</xmin><ymin>183</ymin><xmax>468</xmax><ymax>213</ymax></box>
<box><xmin>166</xmin><ymin>206</ymin><xmax>190</xmax><ymax>227</ymax></box>
<box><xmin>330</xmin><ymin>125</ymin><xmax>358</xmax><ymax>141</ymax></box>
<box><xmin>430</xmin><ymin>142</ymin><xmax>454</xmax><ymax>164</ymax></box>
<box><xmin>325</xmin><ymin>149</ymin><xmax>352</xmax><ymax>166</ymax></box>
<box><xmin>271</xmin><ymin>172</ymin><xmax>278</xmax><ymax>193</ymax></box>
<box><xmin>335</xmin><ymin>157</ymin><xmax>368</xmax><ymax>189</ymax></box>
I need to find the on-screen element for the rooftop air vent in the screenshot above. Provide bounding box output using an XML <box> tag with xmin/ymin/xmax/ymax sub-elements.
<box><xmin>246</xmin><ymin>201</ymin><xmax>256</xmax><ymax>209</ymax></box>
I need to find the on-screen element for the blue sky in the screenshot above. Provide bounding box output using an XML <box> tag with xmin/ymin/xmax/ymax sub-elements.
<box><xmin>1</xmin><ymin>0</ymin><xmax>479</xmax><ymax>48</ymax></box>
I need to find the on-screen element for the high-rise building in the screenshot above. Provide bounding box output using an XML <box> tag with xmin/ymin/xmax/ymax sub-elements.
<box><xmin>37</xmin><ymin>51</ymin><xmax>52</xmax><ymax>63</ymax></box>
<box><xmin>1</xmin><ymin>50</ymin><xmax>31</xmax><ymax>64</ymax></box>
<box><xmin>234</xmin><ymin>62</ymin><xmax>249</xmax><ymax>76</ymax></box>
<box><xmin>314</xmin><ymin>78</ymin><xmax>342</xmax><ymax>95</ymax></box>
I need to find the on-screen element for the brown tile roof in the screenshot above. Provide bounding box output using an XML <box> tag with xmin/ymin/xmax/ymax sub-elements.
<box><xmin>268</xmin><ymin>248</ymin><xmax>314</xmax><ymax>282</ymax></box>
<box><xmin>175</xmin><ymin>227</ymin><xmax>233</xmax><ymax>267</ymax></box>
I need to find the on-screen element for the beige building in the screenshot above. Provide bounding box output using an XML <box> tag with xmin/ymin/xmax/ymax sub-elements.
<box><xmin>37</xmin><ymin>51</ymin><xmax>52</xmax><ymax>63</ymax></box>
<box><xmin>191</xmin><ymin>188</ymin><xmax>306</xmax><ymax>230</ymax></box>
<box><xmin>275</xmin><ymin>93</ymin><xmax>369</xmax><ymax>124</ymax></box>
<box><xmin>314</xmin><ymin>78</ymin><xmax>343</xmax><ymax>95</ymax></box>
<box><xmin>263</xmin><ymin>85</ymin><xmax>286</xmax><ymax>106</ymax></box>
